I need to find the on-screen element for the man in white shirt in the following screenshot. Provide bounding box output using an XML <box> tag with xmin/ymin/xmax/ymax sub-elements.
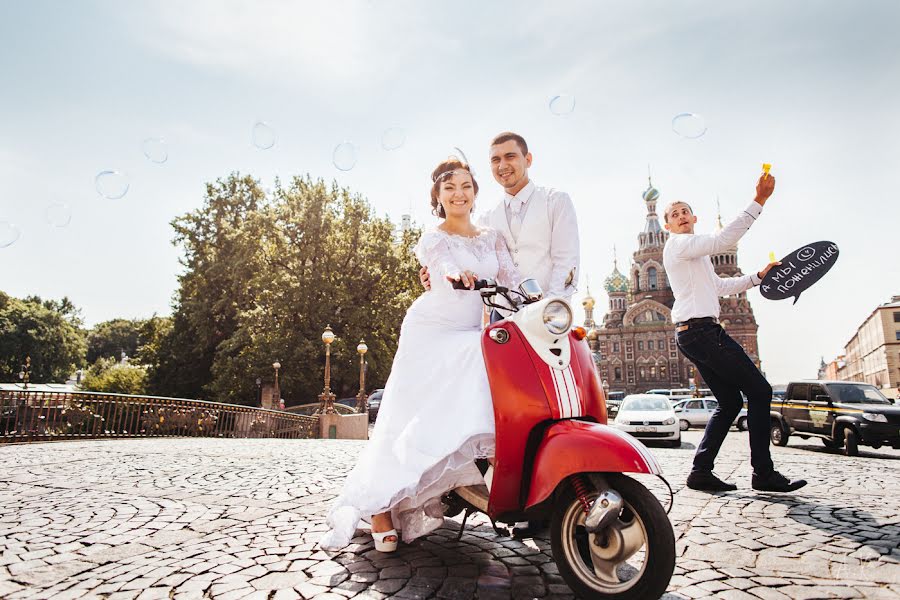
<box><xmin>663</xmin><ymin>173</ymin><xmax>807</xmax><ymax>494</ymax></box>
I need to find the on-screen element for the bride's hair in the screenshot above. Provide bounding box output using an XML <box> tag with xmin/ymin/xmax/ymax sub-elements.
<box><xmin>430</xmin><ymin>159</ymin><xmax>479</xmax><ymax>218</ymax></box>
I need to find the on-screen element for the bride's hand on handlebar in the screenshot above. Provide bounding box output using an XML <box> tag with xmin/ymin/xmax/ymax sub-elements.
<box><xmin>447</xmin><ymin>270</ymin><xmax>477</xmax><ymax>289</ymax></box>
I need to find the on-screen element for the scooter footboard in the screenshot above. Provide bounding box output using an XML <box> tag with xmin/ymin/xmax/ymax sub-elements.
<box><xmin>525</xmin><ymin>420</ymin><xmax>662</xmax><ymax>509</ymax></box>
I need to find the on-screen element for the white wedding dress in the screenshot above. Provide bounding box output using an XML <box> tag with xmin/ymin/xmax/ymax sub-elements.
<box><xmin>319</xmin><ymin>227</ymin><xmax>519</xmax><ymax>550</ymax></box>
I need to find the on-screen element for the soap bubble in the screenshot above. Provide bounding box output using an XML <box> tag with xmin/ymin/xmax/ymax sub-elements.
<box><xmin>0</xmin><ymin>221</ymin><xmax>21</xmax><ymax>247</ymax></box>
<box><xmin>45</xmin><ymin>203</ymin><xmax>72</xmax><ymax>227</ymax></box>
<box><xmin>252</xmin><ymin>121</ymin><xmax>276</xmax><ymax>150</ymax></box>
<box><xmin>95</xmin><ymin>171</ymin><xmax>130</xmax><ymax>199</ymax></box>
<box><xmin>381</xmin><ymin>127</ymin><xmax>406</xmax><ymax>151</ymax></box>
<box><xmin>672</xmin><ymin>113</ymin><xmax>707</xmax><ymax>139</ymax></box>
<box><xmin>333</xmin><ymin>142</ymin><xmax>358</xmax><ymax>171</ymax></box>
<box><xmin>142</xmin><ymin>137</ymin><xmax>168</xmax><ymax>164</ymax></box>
<box><xmin>549</xmin><ymin>94</ymin><xmax>575</xmax><ymax>115</ymax></box>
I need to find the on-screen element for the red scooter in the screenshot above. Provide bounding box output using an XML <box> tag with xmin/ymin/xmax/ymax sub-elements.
<box><xmin>446</xmin><ymin>278</ymin><xmax>675</xmax><ymax>600</ymax></box>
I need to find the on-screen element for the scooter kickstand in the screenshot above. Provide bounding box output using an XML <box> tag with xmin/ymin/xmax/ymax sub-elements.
<box><xmin>489</xmin><ymin>518</ymin><xmax>510</xmax><ymax>537</ymax></box>
<box><xmin>457</xmin><ymin>508</ymin><xmax>472</xmax><ymax>541</ymax></box>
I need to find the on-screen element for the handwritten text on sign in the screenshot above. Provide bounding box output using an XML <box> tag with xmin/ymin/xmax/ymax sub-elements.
<box><xmin>760</xmin><ymin>241</ymin><xmax>839</xmax><ymax>304</ymax></box>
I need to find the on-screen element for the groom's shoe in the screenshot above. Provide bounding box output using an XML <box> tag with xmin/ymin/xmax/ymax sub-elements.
<box><xmin>752</xmin><ymin>470</ymin><xmax>807</xmax><ymax>493</ymax></box>
<box><xmin>686</xmin><ymin>470</ymin><xmax>737</xmax><ymax>492</ymax></box>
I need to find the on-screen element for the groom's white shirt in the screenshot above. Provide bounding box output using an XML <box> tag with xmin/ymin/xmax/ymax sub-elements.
<box><xmin>478</xmin><ymin>180</ymin><xmax>580</xmax><ymax>300</ymax></box>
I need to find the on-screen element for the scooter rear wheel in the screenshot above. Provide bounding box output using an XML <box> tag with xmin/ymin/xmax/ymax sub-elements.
<box><xmin>550</xmin><ymin>474</ymin><xmax>675</xmax><ymax>599</ymax></box>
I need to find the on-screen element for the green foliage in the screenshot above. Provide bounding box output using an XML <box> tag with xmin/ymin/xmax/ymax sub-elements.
<box><xmin>151</xmin><ymin>173</ymin><xmax>422</xmax><ymax>405</ymax></box>
<box><xmin>80</xmin><ymin>357</ymin><xmax>148</xmax><ymax>395</ymax></box>
<box><xmin>0</xmin><ymin>291</ymin><xmax>87</xmax><ymax>382</ymax></box>
<box><xmin>86</xmin><ymin>318</ymin><xmax>144</xmax><ymax>363</ymax></box>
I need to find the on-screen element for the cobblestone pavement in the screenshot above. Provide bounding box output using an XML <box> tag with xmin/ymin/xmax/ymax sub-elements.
<box><xmin>1</xmin><ymin>430</ymin><xmax>898</xmax><ymax>599</ymax></box>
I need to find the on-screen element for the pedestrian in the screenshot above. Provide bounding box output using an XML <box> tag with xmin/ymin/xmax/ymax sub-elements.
<box><xmin>662</xmin><ymin>170</ymin><xmax>807</xmax><ymax>493</ymax></box>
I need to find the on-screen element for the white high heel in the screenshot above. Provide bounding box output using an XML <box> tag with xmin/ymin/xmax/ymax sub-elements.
<box><xmin>372</xmin><ymin>529</ymin><xmax>399</xmax><ymax>553</ymax></box>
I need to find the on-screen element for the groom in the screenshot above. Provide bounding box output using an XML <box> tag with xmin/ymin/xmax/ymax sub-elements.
<box><xmin>421</xmin><ymin>131</ymin><xmax>581</xmax><ymax>536</ymax></box>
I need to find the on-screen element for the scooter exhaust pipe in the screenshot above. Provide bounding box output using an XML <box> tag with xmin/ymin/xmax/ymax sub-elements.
<box><xmin>584</xmin><ymin>489</ymin><xmax>623</xmax><ymax>533</ymax></box>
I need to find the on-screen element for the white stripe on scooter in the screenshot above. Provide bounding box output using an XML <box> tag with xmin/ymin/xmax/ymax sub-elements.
<box><xmin>556</xmin><ymin>369</ymin><xmax>572</xmax><ymax>418</ymax></box>
<box><xmin>563</xmin><ymin>366</ymin><xmax>582</xmax><ymax>417</ymax></box>
<box><xmin>550</xmin><ymin>368</ymin><xmax>566</xmax><ymax>418</ymax></box>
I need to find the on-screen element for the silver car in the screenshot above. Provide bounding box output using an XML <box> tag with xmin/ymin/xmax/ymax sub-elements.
<box><xmin>673</xmin><ymin>398</ymin><xmax>748</xmax><ymax>431</ymax></box>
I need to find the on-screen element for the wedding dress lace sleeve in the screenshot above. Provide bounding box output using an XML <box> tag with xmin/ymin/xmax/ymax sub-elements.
<box><xmin>415</xmin><ymin>230</ymin><xmax>462</xmax><ymax>281</ymax></box>
<box><xmin>493</xmin><ymin>230</ymin><xmax>522</xmax><ymax>289</ymax></box>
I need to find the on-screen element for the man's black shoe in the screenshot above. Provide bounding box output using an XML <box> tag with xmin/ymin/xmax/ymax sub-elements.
<box><xmin>752</xmin><ymin>470</ymin><xmax>807</xmax><ymax>493</ymax></box>
<box><xmin>685</xmin><ymin>471</ymin><xmax>737</xmax><ymax>492</ymax></box>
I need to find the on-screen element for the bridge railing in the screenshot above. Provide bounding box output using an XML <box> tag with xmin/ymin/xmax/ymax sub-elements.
<box><xmin>0</xmin><ymin>390</ymin><xmax>319</xmax><ymax>444</ymax></box>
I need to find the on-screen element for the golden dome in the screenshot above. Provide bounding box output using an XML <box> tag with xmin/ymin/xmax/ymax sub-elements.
<box><xmin>582</xmin><ymin>295</ymin><xmax>596</xmax><ymax>310</ymax></box>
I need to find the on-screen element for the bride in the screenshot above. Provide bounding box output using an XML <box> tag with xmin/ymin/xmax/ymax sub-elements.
<box><xmin>319</xmin><ymin>157</ymin><xmax>520</xmax><ymax>552</ymax></box>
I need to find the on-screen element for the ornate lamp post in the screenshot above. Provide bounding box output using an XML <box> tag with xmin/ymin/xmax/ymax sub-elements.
<box><xmin>317</xmin><ymin>325</ymin><xmax>337</xmax><ymax>414</ymax></box>
<box><xmin>18</xmin><ymin>356</ymin><xmax>31</xmax><ymax>390</ymax></box>
<box><xmin>255</xmin><ymin>377</ymin><xmax>262</xmax><ymax>406</ymax></box>
<box><xmin>356</xmin><ymin>339</ymin><xmax>368</xmax><ymax>413</ymax></box>
<box><xmin>272</xmin><ymin>362</ymin><xmax>281</xmax><ymax>409</ymax></box>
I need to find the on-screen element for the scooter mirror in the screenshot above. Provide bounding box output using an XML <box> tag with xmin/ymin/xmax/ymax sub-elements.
<box><xmin>519</xmin><ymin>279</ymin><xmax>543</xmax><ymax>303</ymax></box>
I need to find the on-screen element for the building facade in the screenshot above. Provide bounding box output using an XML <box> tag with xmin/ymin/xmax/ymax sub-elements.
<box><xmin>828</xmin><ymin>296</ymin><xmax>900</xmax><ymax>395</ymax></box>
<box><xmin>584</xmin><ymin>178</ymin><xmax>761</xmax><ymax>395</ymax></box>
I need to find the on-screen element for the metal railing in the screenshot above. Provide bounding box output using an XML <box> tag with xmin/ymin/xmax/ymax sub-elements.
<box><xmin>0</xmin><ymin>390</ymin><xmax>319</xmax><ymax>444</ymax></box>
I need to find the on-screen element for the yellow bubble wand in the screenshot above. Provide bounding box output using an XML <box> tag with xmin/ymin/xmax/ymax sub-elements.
<box><xmin>762</xmin><ymin>163</ymin><xmax>771</xmax><ymax>179</ymax></box>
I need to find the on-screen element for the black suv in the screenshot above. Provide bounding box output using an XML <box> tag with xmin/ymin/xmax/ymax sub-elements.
<box><xmin>770</xmin><ymin>380</ymin><xmax>900</xmax><ymax>456</ymax></box>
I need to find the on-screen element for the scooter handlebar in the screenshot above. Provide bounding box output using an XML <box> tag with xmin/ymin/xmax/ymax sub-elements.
<box><xmin>451</xmin><ymin>278</ymin><xmax>492</xmax><ymax>291</ymax></box>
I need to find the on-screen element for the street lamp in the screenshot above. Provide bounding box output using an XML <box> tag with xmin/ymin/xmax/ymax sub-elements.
<box><xmin>356</xmin><ymin>339</ymin><xmax>368</xmax><ymax>413</ymax></box>
<box><xmin>18</xmin><ymin>356</ymin><xmax>31</xmax><ymax>390</ymax></box>
<box><xmin>272</xmin><ymin>362</ymin><xmax>281</xmax><ymax>410</ymax></box>
<box><xmin>602</xmin><ymin>378</ymin><xmax>610</xmax><ymax>399</ymax></box>
<box><xmin>256</xmin><ymin>377</ymin><xmax>262</xmax><ymax>407</ymax></box>
<box><xmin>317</xmin><ymin>325</ymin><xmax>337</xmax><ymax>414</ymax></box>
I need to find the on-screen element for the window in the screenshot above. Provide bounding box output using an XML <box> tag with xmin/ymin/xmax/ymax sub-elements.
<box><xmin>706</xmin><ymin>399</ymin><xmax>718</xmax><ymax>410</ymax></box>
<box><xmin>810</xmin><ymin>384</ymin><xmax>827</xmax><ymax>401</ymax></box>
<box><xmin>613</xmin><ymin>342</ymin><xmax>619</xmax><ymax>353</ymax></box>
<box><xmin>638</xmin><ymin>341</ymin><xmax>644</xmax><ymax>350</ymax></box>
<box><xmin>648</xmin><ymin>267</ymin><xmax>658</xmax><ymax>290</ymax></box>
<box><xmin>660</xmin><ymin>365</ymin><xmax>667</xmax><ymax>377</ymax></box>
<box><xmin>896</xmin><ymin>331</ymin><xmax>900</xmax><ymax>341</ymax></box>
<box><xmin>650</xmin><ymin>366</ymin><xmax>657</xmax><ymax>378</ymax></box>
<box><xmin>639</xmin><ymin>367</ymin><xmax>646</xmax><ymax>379</ymax></box>
<box><xmin>685</xmin><ymin>400</ymin><xmax>702</xmax><ymax>410</ymax></box>
<box><xmin>614</xmin><ymin>367</ymin><xmax>622</xmax><ymax>381</ymax></box>
<box><xmin>791</xmin><ymin>384</ymin><xmax>809</xmax><ymax>401</ymax></box>
<box><xmin>894</xmin><ymin>311</ymin><xmax>900</xmax><ymax>323</ymax></box>
<box><xmin>647</xmin><ymin>340</ymin><xmax>654</xmax><ymax>350</ymax></box>
<box><xmin>660</xmin><ymin>339</ymin><xmax>666</xmax><ymax>349</ymax></box>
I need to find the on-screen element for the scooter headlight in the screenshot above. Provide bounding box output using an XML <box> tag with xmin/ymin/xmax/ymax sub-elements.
<box><xmin>542</xmin><ymin>300</ymin><xmax>572</xmax><ymax>335</ymax></box>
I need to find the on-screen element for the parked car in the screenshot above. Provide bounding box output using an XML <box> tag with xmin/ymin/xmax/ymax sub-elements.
<box><xmin>673</xmin><ymin>398</ymin><xmax>749</xmax><ymax>431</ymax></box>
<box><xmin>613</xmin><ymin>394</ymin><xmax>680</xmax><ymax>447</ymax></box>
<box><xmin>605</xmin><ymin>390</ymin><xmax>625</xmax><ymax>417</ymax></box>
<box><xmin>366</xmin><ymin>389</ymin><xmax>384</xmax><ymax>423</ymax></box>
<box><xmin>770</xmin><ymin>380</ymin><xmax>900</xmax><ymax>456</ymax></box>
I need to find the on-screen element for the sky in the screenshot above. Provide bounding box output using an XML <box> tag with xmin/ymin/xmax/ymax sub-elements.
<box><xmin>1</xmin><ymin>0</ymin><xmax>898</xmax><ymax>385</ymax></box>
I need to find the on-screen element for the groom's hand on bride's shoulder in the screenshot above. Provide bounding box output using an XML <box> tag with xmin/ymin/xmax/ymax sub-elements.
<box><xmin>420</xmin><ymin>266</ymin><xmax>431</xmax><ymax>291</ymax></box>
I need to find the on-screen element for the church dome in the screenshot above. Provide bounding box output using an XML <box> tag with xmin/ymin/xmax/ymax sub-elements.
<box><xmin>582</xmin><ymin>294</ymin><xmax>595</xmax><ymax>310</ymax></box>
<box><xmin>604</xmin><ymin>267</ymin><xmax>629</xmax><ymax>294</ymax></box>
<box><xmin>587</xmin><ymin>327</ymin><xmax>600</xmax><ymax>341</ymax></box>
<box><xmin>642</xmin><ymin>185</ymin><xmax>659</xmax><ymax>203</ymax></box>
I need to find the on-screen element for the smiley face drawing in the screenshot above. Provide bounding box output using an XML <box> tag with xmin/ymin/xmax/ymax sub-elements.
<box><xmin>796</xmin><ymin>246</ymin><xmax>816</xmax><ymax>261</ymax></box>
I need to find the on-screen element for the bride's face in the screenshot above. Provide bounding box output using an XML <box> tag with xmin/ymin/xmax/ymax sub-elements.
<box><xmin>438</xmin><ymin>171</ymin><xmax>476</xmax><ymax>218</ymax></box>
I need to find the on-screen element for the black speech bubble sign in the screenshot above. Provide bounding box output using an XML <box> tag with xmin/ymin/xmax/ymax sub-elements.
<box><xmin>760</xmin><ymin>241</ymin><xmax>839</xmax><ymax>304</ymax></box>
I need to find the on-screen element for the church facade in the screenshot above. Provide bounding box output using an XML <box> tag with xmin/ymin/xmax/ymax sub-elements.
<box><xmin>583</xmin><ymin>178</ymin><xmax>761</xmax><ymax>394</ymax></box>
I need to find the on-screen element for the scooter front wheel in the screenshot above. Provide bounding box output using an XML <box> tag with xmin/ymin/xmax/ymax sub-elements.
<box><xmin>551</xmin><ymin>473</ymin><xmax>675</xmax><ymax>599</ymax></box>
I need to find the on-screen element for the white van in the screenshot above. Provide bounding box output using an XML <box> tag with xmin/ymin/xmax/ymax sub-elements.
<box><xmin>645</xmin><ymin>388</ymin><xmax>693</xmax><ymax>402</ymax></box>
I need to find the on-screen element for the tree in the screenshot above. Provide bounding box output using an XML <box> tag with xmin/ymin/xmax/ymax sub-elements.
<box><xmin>86</xmin><ymin>318</ymin><xmax>143</xmax><ymax>363</ymax></box>
<box><xmin>151</xmin><ymin>173</ymin><xmax>422</xmax><ymax>405</ymax></box>
<box><xmin>0</xmin><ymin>292</ymin><xmax>87</xmax><ymax>382</ymax></box>
<box><xmin>81</xmin><ymin>357</ymin><xmax>148</xmax><ymax>395</ymax></box>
